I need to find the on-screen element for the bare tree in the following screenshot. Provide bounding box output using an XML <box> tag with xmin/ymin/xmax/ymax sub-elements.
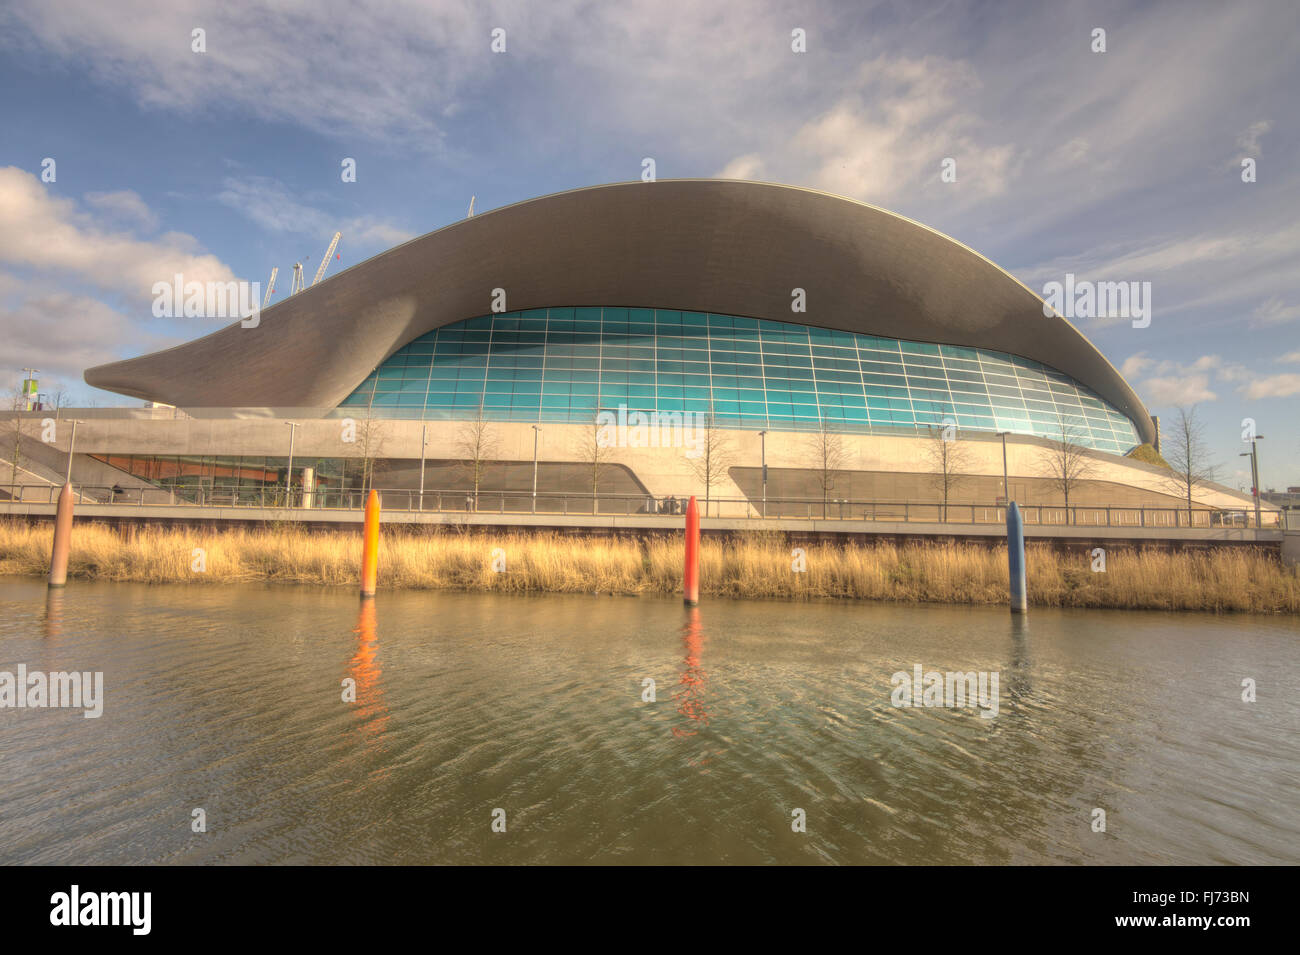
<box><xmin>922</xmin><ymin>419</ymin><xmax>975</xmax><ymax>522</ymax></box>
<box><xmin>454</xmin><ymin>405</ymin><xmax>498</xmax><ymax>511</ymax></box>
<box><xmin>686</xmin><ymin>410</ymin><xmax>736</xmax><ymax>514</ymax></box>
<box><xmin>1161</xmin><ymin>405</ymin><xmax>1219</xmax><ymax>526</ymax></box>
<box><xmin>574</xmin><ymin>412</ymin><xmax>615</xmax><ymax>514</ymax></box>
<box><xmin>1040</xmin><ymin>413</ymin><xmax>1096</xmax><ymax>524</ymax></box>
<box><xmin>6</xmin><ymin>385</ymin><xmax>28</xmax><ymax>414</ymax></box>
<box><xmin>4</xmin><ymin>423</ymin><xmax>20</xmax><ymax>493</ymax></box>
<box><xmin>805</xmin><ymin>419</ymin><xmax>849</xmax><ymax>518</ymax></box>
<box><xmin>5</xmin><ymin>385</ymin><xmax>30</xmax><ymax>497</ymax></box>
<box><xmin>347</xmin><ymin>390</ymin><xmax>388</xmax><ymax>501</ymax></box>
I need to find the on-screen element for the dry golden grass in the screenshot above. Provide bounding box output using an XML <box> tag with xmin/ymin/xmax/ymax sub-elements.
<box><xmin>1</xmin><ymin>519</ymin><xmax>1296</xmax><ymax>612</ymax></box>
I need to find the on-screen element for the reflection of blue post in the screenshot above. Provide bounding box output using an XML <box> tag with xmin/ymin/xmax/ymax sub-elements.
<box><xmin>1007</xmin><ymin>501</ymin><xmax>1027</xmax><ymax>613</ymax></box>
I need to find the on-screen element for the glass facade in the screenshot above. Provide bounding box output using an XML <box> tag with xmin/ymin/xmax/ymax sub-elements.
<box><xmin>89</xmin><ymin>453</ymin><xmax>366</xmax><ymax>502</ymax></box>
<box><xmin>338</xmin><ymin>308</ymin><xmax>1140</xmax><ymax>454</ymax></box>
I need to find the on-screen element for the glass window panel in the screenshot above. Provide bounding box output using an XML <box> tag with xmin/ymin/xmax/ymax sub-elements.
<box><xmin>332</xmin><ymin>308</ymin><xmax>1140</xmax><ymax>449</ymax></box>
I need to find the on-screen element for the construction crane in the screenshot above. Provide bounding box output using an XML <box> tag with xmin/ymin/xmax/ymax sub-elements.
<box><xmin>262</xmin><ymin>266</ymin><xmax>278</xmax><ymax>309</ymax></box>
<box><xmin>311</xmin><ymin>231</ymin><xmax>342</xmax><ymax>286</ymax></box>
<box><xmin>290</xmin><ymin>262</ymin><xmax>306</xmax><ymax>295</ymax></box>
<box><xmin>467</xmin><ymin>195</ymin><xmax>476</xmax><ymax>217</ymax></box>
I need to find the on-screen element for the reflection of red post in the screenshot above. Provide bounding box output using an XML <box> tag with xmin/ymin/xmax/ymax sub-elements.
<box><xmin>673</xmin><ymin>606</ymin><xmax>708</xmax><ymax>738</ymax></box>
<box><xmin>683</xmin><ymin>495</ymin><xmax>699</xmax><ymax>606</ymax></box>
<box><xmin>360</xmin><ymin>489</ymin><xmax>380</xmax><ymax>598</ymax></box>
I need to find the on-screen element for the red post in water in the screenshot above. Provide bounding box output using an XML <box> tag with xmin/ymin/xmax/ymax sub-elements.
<box><xmin>48</xmin><ymin>482</ymin><xmax>74</xmax><ymax>588</ymax></box>
<box><xmin>360</xmin><ymin>489</ymin><xmax>380</xmax><ymax>598</ymax></box>
<box><xmin>683</xmin><ymin>494</ymin><xmax>700</xmax><ymax>606</ymax></box>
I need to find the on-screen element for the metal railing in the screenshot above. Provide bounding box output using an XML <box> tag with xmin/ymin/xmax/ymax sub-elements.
<box><xmin>1</xmin><ymin>482</ymin><xmax>1292</xmax><ymax>530</ymax></box>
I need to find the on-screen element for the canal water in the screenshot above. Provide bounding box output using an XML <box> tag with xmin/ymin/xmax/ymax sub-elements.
<box><xmin>0</xmin><ymin>577</ymin><xmax>1296</xmax><ymax>865</ymax></box>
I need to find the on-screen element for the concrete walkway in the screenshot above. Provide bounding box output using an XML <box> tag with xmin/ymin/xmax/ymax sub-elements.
<box><xmin>0</xmin><ymin>499</ymin><xmax>1285</xmax><ymax>545</ymax></box>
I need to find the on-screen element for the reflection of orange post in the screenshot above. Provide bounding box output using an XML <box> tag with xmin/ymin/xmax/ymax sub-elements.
<box><xmin>352</xmin><ymin>600</ymin><xmax>380</xmax><ymax>694</ymax></box>
<box><xmin>360</xmin><ymin>489</ymin><xmax>380</xmax><ymax>598</ymax></box>
<box><xmin>684</xmin><ymin>495</ymin><xmax>699</xmax><ymax>606</ymax></box>
<box><xmin>48</xmin><ymin>482</ymin><xmax>74</xmax><ymax>588</ymax></box>
<box><xmin>349</xmin><ymin>599</ymin><xmax>390</xmax><ymax>741</ymax></box>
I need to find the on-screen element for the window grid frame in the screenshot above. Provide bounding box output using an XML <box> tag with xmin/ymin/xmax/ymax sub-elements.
<box><xmin>341</xmin><ymin>309</ymin><xmax>1140</xmax><ymax>452</ymax></box>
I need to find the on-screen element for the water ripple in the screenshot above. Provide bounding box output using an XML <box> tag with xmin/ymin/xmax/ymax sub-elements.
<box><xmin>0</xmin><ymin>578</ymin><xmax>1296</xmax><ymax>865</ymax></box>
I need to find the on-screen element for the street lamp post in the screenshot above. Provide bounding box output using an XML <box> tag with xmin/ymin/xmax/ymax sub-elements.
<box><xmin>419</xmin><ymin>423</ymin><xmax>428</xmax><ymax>510</ymax></box>
<box><xmin>65</xmin><ymin>419</ymin><xmax>79</xmax><ymax>483</ymax></box>
<box><xmin>285</xmin><ymin>421</ymin><xmax>299</xmax><ymax>506</ymax></box>
<box><xmin>531</xmin><ymin>425</ymin><xmax>542</xmax><ymax>514</ymax></box>
<box><xmin>996</xmin><ymin>431</ymin><xmax>1010</xmax><ymax>505</ymax></box>
<box><xmin>1240</xmin><ymin>434</ymin><xmax>1264</xmax><ymax>528</ymax></box>
<box><xmin>758</xmin><ymin>430</ymin><xmax>768</xmax><ymax>518</ymax></box>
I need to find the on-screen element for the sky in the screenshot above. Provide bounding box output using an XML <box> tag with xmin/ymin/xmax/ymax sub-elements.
<box><xmin>0</xmin><ymin>0</ymin><xmax>1296</xmax><ymax>490</ymax></box>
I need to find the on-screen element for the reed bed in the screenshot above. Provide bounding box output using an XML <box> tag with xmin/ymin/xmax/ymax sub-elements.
<box><xmin>1</xmin><ymin>519</ymin><xmax>1296</xmax><ymax>612</ymax></box>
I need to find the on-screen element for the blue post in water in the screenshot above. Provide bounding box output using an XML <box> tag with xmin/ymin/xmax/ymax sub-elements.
<box><xmin>1006</xmin><ymin>501</ymin><xmax>1027</xmax><ymax>613</ymax></box>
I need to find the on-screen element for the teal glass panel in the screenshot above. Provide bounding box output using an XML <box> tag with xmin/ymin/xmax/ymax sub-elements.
<box><xmin>337</xmin><ymin>308</ymin><xmax>1141</xmax><ymax>452</ymax></box>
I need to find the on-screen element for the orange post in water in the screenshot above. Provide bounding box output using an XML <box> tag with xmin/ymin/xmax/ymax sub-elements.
<box><xmin>360</xmin><ymin>488</ymin><xmax>380</xmax><ymax>598</ymax></box>
<box><xmin>48</xmin><ymin>482</ymin><xmax>74</xmax><ymax>588</ymax></box>
<box><xmin>683</xmin><ymin>495</ymin><xmax>699</xmax><ymax>606</ymax></box>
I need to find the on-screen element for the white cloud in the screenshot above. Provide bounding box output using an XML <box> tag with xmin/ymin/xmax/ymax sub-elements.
<box><xmin>717</xmin><ymin>154</ymin><xmax>765</xmax><ymax>181</ymax></box>
<box><xmin>1135</xmin><ymin>353</ymin><xmax>1300</xmax><ymax>405</ymax></box>
<box><xmin>1240</xmin><ymin>373</ymin><xmax>1300</xmax><ymax>399</ymax></box>
<box><xmin>0</xmin><ymin>0</ymin><xmax>492</xmax><ymax>145</ymax></box>
<box><xmin>1252</xmin><ymin>296</ymin><xmax>1300</xmax><ymax>324</ymax></box>
<box><xmin>1120</xmin><ymin>353</ymin><xmax>1154</xmax><ymax>378</ymax></box>
<box><xmin>0</xmin><ymin>166</ymin><xmax>237</xmax><ymax>301</ymax></box>
<box><xmin>216</xmin><ymin>175</ymin><xmax>415</xmax><ymax>248</ymax></box>
<box><xmin>1125</xmin><ymin>353</ymin><xmax>1225</xmax><ymax>382</ymax></box>
<box><xmin>1236</xmin><ymin>120</ymin><xmax>1272</xmax><ymax>155</ymax></box>
<box><xmin>1023</xmin><ymin>234</ymin><xmax>1252</xmax><ymax>285</ymax></box>
<box><xmin>84</xmin><ymin>189</ymin><xmax>158</xmax><ymax>231</ymax></box>
<box><xmin>1142</xmin><ymin>374</ymin><xmax>1217</xmax><ymax>405</ymax></box>
<box><xmin>716</xmin><ymin>55</ymin><xmax>1016</xmax><ymax>204</ymax></box>
<box><xmin>0</xmin><ymin>282</ymin><xmax>181</xmax><ymax>388</ymax></box>
<box><xmin>1016</xmin><ymin>220</ymin><xmax>1300</xmax><ymax>325</ymax></box>
<box><xmin>1125</xmin><ymin>350</ymin><xmax>1300</xmax><ymax>410</ymax></box>
<box><xmin>0</xmin><ymin>169</ymin><xmax>231</xmax><ymax>398</ymax></box>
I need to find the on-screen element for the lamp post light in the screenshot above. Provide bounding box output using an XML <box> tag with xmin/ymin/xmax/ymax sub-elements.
<box><xmin>419</xmin><ymin>423</ymin><xmax>428</xmax><ymax>510</ymax></box>
<box><xmin>996</xmin><ymin>431</ymin><xmax>1010</xmax><ymax>505</ymax></box>
<box><xmin>1240</xmin><ymin>434</ymin><xmax>1264</xmax><ymax>528</ymax></box>
<box><xmin>758</xmin><ymin>430</ymin><xmax>768</xmax><ymax>518</ymax></box>
<box><xmin>531</xmin><ymin>425</ymin><xmax>542</xmax><ymax>514</ymax></box>
<box><xmin>65</xmin><ymin>419</ymin><xmax>79</xmax><ymax>484</ymax></box>
<box><xmin>285</xmin><ymin>421</ymin><xmax>299</xmax><ymax>506</ymax></box>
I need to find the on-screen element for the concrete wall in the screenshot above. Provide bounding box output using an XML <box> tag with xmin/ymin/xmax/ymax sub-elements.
<box><xmin>6</xmin><ymin>412</ymin><xmax>1265</xmax><ymax>518</ymax></box>
<box><xmin>0</xmin><ymin>422</ymin><xmax>170</xmax><ymax>502</ymax></box>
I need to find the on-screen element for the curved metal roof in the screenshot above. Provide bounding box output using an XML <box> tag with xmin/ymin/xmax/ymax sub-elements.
<box><xmin>85</xmin><ymin>179</ymin><xmax>1155</xmax><ymax>444</ymax></box>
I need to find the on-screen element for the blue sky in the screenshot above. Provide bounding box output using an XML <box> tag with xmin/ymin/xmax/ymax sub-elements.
<box><xmin>1</xmin><ymin>0</ymin><xmax>1296</xmax><ymax>489</ymax></box>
